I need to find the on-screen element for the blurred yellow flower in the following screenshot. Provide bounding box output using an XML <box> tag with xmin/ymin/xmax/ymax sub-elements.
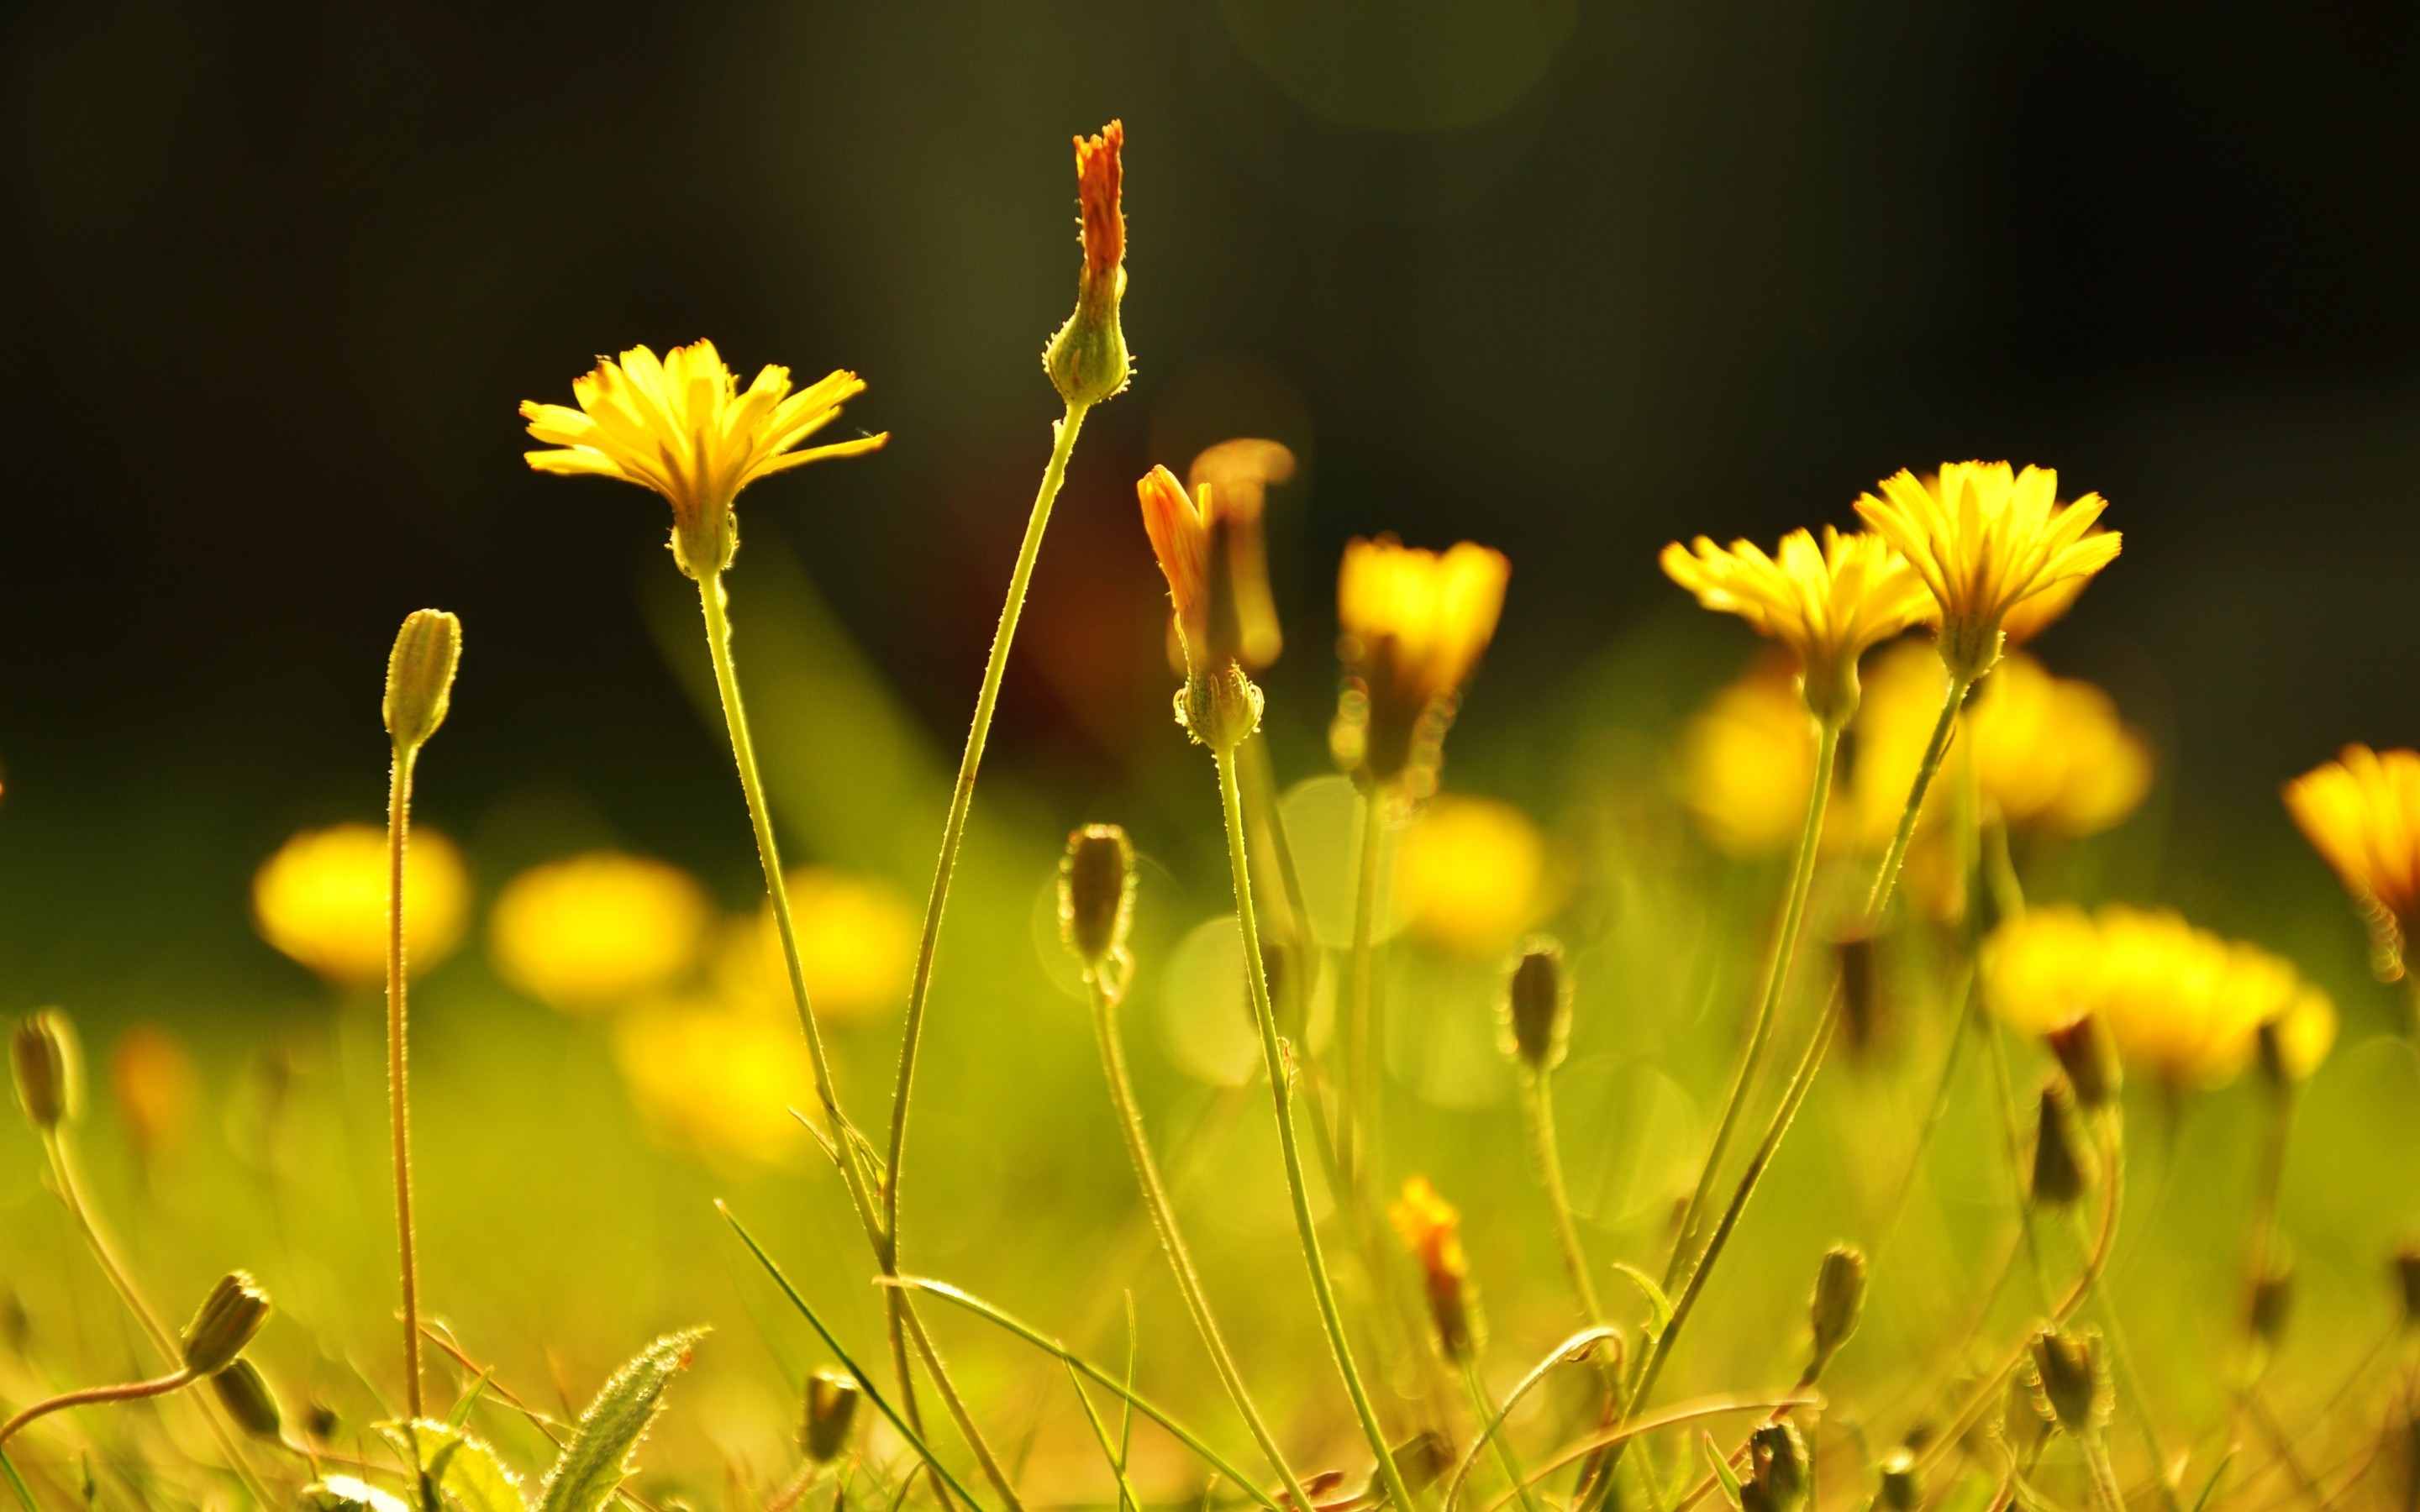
<box><xmin>1854</xmin><ymin>462</ymin><xmax>2121</xmax><ymax>680</ymax></box>
<box><xmin>1846</xmin><ymin>642</ymin><xmax>1954</xmax><ymax>853</ymax></box>
<box><xmin>1660</xmin><ymin>528</ymin><xmax>1928</xmax><ymax>724</ymax></box>
<box><xmin>109</xmin><ymin>1026</ymin><xmax>197</xmax><ymax>1163</ymax></box>
<box><xmin>1388</xmin><ymin>1175</ymin><xmax>1476</xmax><ymax>1359</ymax></box>
<box><xmin>1985</xmin><ymin>904</ymin><xmax>2334</xmax><ymax>1089</ymax></box>
<box><xmin>2283</xmin><ymin>745</ymin><xmax>2420</xmax><ymax>980</ymax></box>
<box><xmin>1674</xmin><ymin>666</ymin><xmax>1821</xmax><ymax>857</ymax></box>
<box><xmin>252</xmin><ymin>823</ymin><xmax>469</xmax><ymax>990</ymax></box>
<box><xmin>1189</xmin><ymin>439</ymin><xmax>1296</xmax><ymax>671</ymax></box>
<box><xmin>488</xmin><ymin>853</ymin><xmax>713</xmax><ymax>1015</ymax></box>
<box><xmin>1393</xmin><ymin>795</ymin><xmax>1552</xmax><ymax>958</ymax></box>
<box><xmin>1334</xmin><ymin>537</ymin><xmax>1511</xmax><ymax>790</ymax></box>
<box><xmin>714</xmin><ymin>868</ymin><xmax>920</xmax><ymax>1024</ymax></box>
<box><xmin>521</xmin><ymin>342</ymin><xmax>886</xmax><ymax>579</ymax></box>
<box><xmin>610</xmin><ymin>1001</ymin><xmax>816</xmax><ymax>1167</ymax></box>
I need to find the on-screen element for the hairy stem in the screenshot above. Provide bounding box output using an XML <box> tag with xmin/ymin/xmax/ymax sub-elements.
<box><xmin>1524</xmin><ymin>1075</ymin><xmax>1604</xmax><ymax>1327</ymax></box>
<box><xmin>0</xmin><ymin>1369</ymin><xmax>195</xmax><ymax>1448</ymax></box>
<box><xmin>1084</xmin><ymin>969</ymin><xmax>1313</xmax><ymax>1512</ymax></box>
<box><xmin>386</xmin><ymin>742</ymin><xmax>425</xmax><ymax>1420</ymax></box>
<box><xmin>1218</xmin><ymin>748</ymin><xmax>1418</xmax><ymax>1512</ymax></box>
<box><xmin>1343</xmin><ymin>781</ymin><xmax>1386</xmax><ymax>1200</ymax></box>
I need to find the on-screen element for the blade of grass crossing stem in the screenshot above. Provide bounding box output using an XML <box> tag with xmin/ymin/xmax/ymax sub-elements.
<box><xmin>718</xmin><ymin>1207</ymin><xmax>989</xmax><ymax>1512</ymax></box>
<box><xmin>1060</xmin><ymin>1362</ymin><xmax>1143</xmax><ymax>1512</ymax></box>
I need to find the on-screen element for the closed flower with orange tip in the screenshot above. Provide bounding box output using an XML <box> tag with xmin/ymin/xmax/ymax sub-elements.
<box><xmin>521</xmin><ymin>341</ymin><xmax>886</xmax><ymax>579</ymax></box>
<box><xmin>2284</xmin><ymin>745</ymin><xmax>2420</xmax><ymax>981</ymax></box>
<box><xmin>1854</xmin><ymin>462</ymin><xmax>2121</xmax><ymax>680</ymax></box>
<box><xmin>1044</xmin><ymin>120</ymin><xmax>1131</xmax><ymax>408</ymax></box>
<box><xmin>1332</xmin><ymin>537</ymin><xmax>1510</xmax><ymax>791</ymax></box>
<box><xmin>252</xmin><ymin>822</ymin><xmax>469</xmax><ymax>990</ymax></box>
<box><xmin>1389</xmin><ymin>1175</ymin><xmax>1478</xmax><ymax>1360</ymax></box>
<box><xmin>1660</xmin><ymin>527</ymin><xmax>1929</xmax><ymax>726</ymax></box>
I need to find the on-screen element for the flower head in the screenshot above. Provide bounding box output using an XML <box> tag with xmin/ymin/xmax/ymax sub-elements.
<box><xmin>1333</xmin><ymin>537</ymin><xmax>1511</xmax><ymax>792</ymax></box>
<box><xmin>252</xmin><ymin>823</ymin><xmax>468</xmax><ymax>990</ymax></box>
<box><xmin>1138</xmin><ymin>465</ymin><xmax>1269</xmax><ymax>748</ymax></box>
<box><xmin>717</xmin><ymin>868</ymin><xmax>920</xmax><ymax>1024</ymax></box>
<box><xmin>1675</xmin><ymin>664</ymin><xmax>1823</xmax><ymax>857</ymax></box>
<box><xmin>522</xmin><ymin>342</ymin><xmax>886</xmax><ymax>579</ymax></box>
<box><xmin>1389</xmin><ymin>1175</ymin><xmax>1478</xmax><ymax>1360</ymax></box>
<box><xmin>2284</xmin><ymin>745</ymin><xmax>2420</xmax><ymax>980</ymax></box>
<box><xmin>611</xmin><ymin>1000</ymin><xmax>817</xmax><ymax>1168</ymax></box>
<box><xmin>1188</xmin><ymin>438</ymin><xmax>1297</xmax><ymax>670</ymax></box>
<box><xmin>1393</xmin><ymin>795</ymin><xmax>1553</xmax><ymax>959</ymax></box>
<box><xmin>1854</xmin><ymin>463</ymin><xmax>2121</xmax><ymax>680</ymax></box>
<box><xmin>489</xmin><ymin>852</ymin><xmax>713</xmax><ymax>1015</ymax></box>
<box><xmin>1044</xmin><ymin>121</ymin><xmax>1132</xmax><ymax>407</ymax></box>
<box><xmin>1660</xmin><ymin>527</ymin><xmax>1929</xmax><ymax>724</ymax></box>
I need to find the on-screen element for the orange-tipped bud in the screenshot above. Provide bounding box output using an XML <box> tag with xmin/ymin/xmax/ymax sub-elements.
<box><xmin>1045</xmin><ymin>121</ymin><xmax>1132</xmax><ymax>407</ymax></box>
<box><xmin>1389</xmin><ymin>1176</ymin><xmax>1479</xmax><ymax>1360</ymax></box>
<box><xmin>1139</xmin><ymin>466</ymin><xmax>1211</xmax><ymax>662</ymax></box>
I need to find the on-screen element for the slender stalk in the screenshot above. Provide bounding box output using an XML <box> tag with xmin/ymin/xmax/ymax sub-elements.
<box><xmin>0</xmin><ymin>1368</ymin><xmax>195</xmax><ymax>1447</ymax></box>
<box><xmin>1523</xmin><ymin>1075</ymin><xmax>1604</xmax><ymax>1326</ymax></box>
<box><xmin>1439</xmin><ymin>1328</ymin><xmax>1622</xmax><ymax>1512</ymax></box>
<box><xmin>1460</xmin><ymin>1359</ymin><xmax>1541</xmax><ymax>1512</ymax></box>
<box><xmin>1218</xmin><ymin>748</ymin><xmax>1418</xmax><ymax>1512</ymax></box>
<box><xmin>2081</xmin><ymin>1437</ymin><xmax>2126</xmax><ymax>1512</ymax></box>
<box><xmin>1342</xmin><ymin>782</ymin><xmax>1387</xmax><ymax>1197</ymax></box>
<box><xmin>386</xmin><ymin>742</ymin><xmax>426</xmax><ymax>1420</ymax></box>
<box><xmin>1865</xmin><ymin>676</ymin><xmax>1972</xmax><ymax>919</ymax></box>
<box><xmin>1084</xmin><ymin>971</ymin><xmax>1313</xmax><ymax>1512</ymax></box>
<box><xmin>1665</xmin><ymin>720</ymin><xmax>1839</xmax><ymax>1288</ymax></box>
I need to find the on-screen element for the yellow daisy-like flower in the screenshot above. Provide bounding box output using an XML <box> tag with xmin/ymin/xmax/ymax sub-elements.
<box><xmin>1393</xmin><ymin>795</ymin><xmax>1554</xmax><ymax>959</ymax></box>
<box><xmin>522</xmin><ymin>341</ymin><xmax>886</xmax><ymax>579</ymax></box>
<box><xmin>1673</xmin><ymin>664</ymin><xmax>1822</xmax><ymax>857</ymax></box>
<box><xmin>252</xmin><ymin>822</ymin><xmax>470</xmax><ymax>990</ymax></box>
<box><xmin>2284</xmin><ymin>745</ymin><xmax>2420</xmax><ymax>981</ymax></box>
<box><xmin>611</xmin><ymin>999</ymin><xmax>818</xmax><ymax>1168</ymax></box>
<box><xmin>1660</xmin><ymin>527</ymin><xmax>1929</xmax><ymax>725</ymax></box>
<box><xmin>1332</xmin><ymin>537</ymin><xmax>1511</xmax><ymax>791</ymax></box>
<box><xmin>1854</xmin><ymin>462</ymin><xmax>2122</xmax><ymax>681</ymax></box>
<box><xmin>488</xmin><ymin>852</ymin><xmax>713</xmax><ymax>1016</ymax></box>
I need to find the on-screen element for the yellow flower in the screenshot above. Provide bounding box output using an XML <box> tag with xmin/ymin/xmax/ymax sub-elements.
<box><xmin>1659</xmin><ymin>528</ymin><xmax>1929</xmax><ymax>724</ymax></box>
<box><xmin>1332</xmin><ymin>537</ymin><xmax>1511</xmax><ymax>790</ymax></box>
<box><xmin>252</xmin><ymin>823</ymin><xmax>469</xmax><ymax>990</ymax></box>
<box><xmin>1674</xmin><ymin>664</ymin><xmax>1823</xmax><ymax>857</ymax></box>
<box><xmin>108</xmin><ymin>1026</ymin><xmax>197</xmax><ymax>1163</ymax></box>
<box><xmin>521</xmin><ymin>341</ymin><xmax>886</xmax><ymax>579</ymax></box>
<box><xmin>1393</xmin><ymin>795</ymin><xmax>1553</xmax><ymax>958</ymax></box>
<box><xmin>1969</xmin><ymin>654</ymin><xmax>2153</xmax><ymax>836</ymax></box>
<box><xmin>1854</xmin><ymin>462</ymin><xmax>2122</xmax><ymax>680</ymax></box>
<box><xmin>1984</xmin><ymin>904</ymin><xmax>2333</xmax><ymax>1089</ymax></box>
<box><xmin>488</xmin><ymin>852</ymin><xmax>713</xmax><ymax>1015</ymax></box>
<box><xmin>715</xmin><ymin>868</ymin><xmax>920</xmax><ymax>1024</ymax></box>
<box><xmin>611</xmin><ymin>1000</ymin><xmax>816</xmax><ymax>1167</ymax></box>
<box><xmin>2283</xmin><ymin>745</ymin><xmax>2420</xmax><ymax>980</ymax></box>
<box><xmin>1388</xmin><ymin>1175</ymin><xmax>1476</xmax><ymax>1360</ymax></box>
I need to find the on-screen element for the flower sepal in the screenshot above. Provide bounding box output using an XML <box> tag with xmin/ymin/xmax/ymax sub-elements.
<box><xmin>1176</xmin><ymin>664</ymin><xmax>1265</xmax><ymax>752</ymax></box>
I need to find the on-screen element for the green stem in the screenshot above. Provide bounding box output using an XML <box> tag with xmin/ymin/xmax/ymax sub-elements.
<box><xmin>386</xmin><ymin>741</ymin><xmax>425</xmax><ymax>1420</ymax></box>
<box><xmin>1344</xmin><ymin>781</ymin><xmax>1386</xmax><ymax>1199</ymax></box>
<box><xmin>2081</xmin><ymin>1436</ymin><xmax>2125</xmax><ymax>1512</ymax></box>
<box><xmin>1665</xmin><ymin>719</ymin><xmax>1839</xmax><ymax>1289</ymax></box>
<box><xmin>1239</xmin><ymin>733</ymin><xmax>1320</xmax><ymax>1034</ymax></box>
<box><xmin>1085</xmin><ymin>971</ymin><xmax>1313</xmax><ymax>1512</ymax></box>
<box><xmin>0</xmin><ymin>1369</ymin><xmax>195</xmax><ymax>1447</ymax></box>
<box><xmin>1439</xmin><ymin>1328</ymin><xmax>1622</xmax><ymax>1512</ymax></box>
<box><xmin>1460</xmin><ymin>1358</ymin><xmax>1541</xmax><ymax>1512</ymax></box>
<box><xmin>1865</xmin><ymin>675</ymin><xmax>1973</xmax><ymax>920</ymax></box>
<box><xmin>1523</xmin><ymin>1075</ymin><xmax>1604</xmax><ymax>1328</ymax></box>
<box><xmin>1218</xmin><ymin>748</ymin><xmax>1418</xmax><ymax>1512</ymax></box>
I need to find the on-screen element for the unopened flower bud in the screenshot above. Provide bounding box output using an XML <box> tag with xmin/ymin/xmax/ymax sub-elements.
<box><xmin>1739</xmin><ymin>1422</ymin><xmax>1808</xmax><ymax>1512</ymax></box>
<box><xmin>1835</xmin><ymin>929</ymin><xmax>1882</xmax><ymax>1057</ymax></box>
<box><xmin>2046</xmin><ymin>1014</ymin><xmax>2120</xmax><ymax>1110</ymax></box>
<box><xmin>2395</xmin><ymin>1242</ymin><xmax>2420</xmax><ymax>1326</ymax></box>
<box><xmin>12</xmin><ymin>1008</ymin><xmax>82</xmax><ymax>1131</ymax></box>
<box><xmin>1502</xmin><ymin>938</ymin><xmax>1570</xmax><ymax>1072</ymax></box>
<box><xmin>181</xmin><ymin>1272</ymin><xmax>271</xmax><ymax>1376</ymax></box>
<box><xmin>1044</xmin><ymin>122</ymin><xmax>1131</xmax><ymax>409</ymax></box>
<box><xmin>2249</xmin><ymin>1255</ymin><xmax>2294</xmax><ymax>1345</ymax></box>
<box><xmin>2032</xmin><ymin>1079</ymin><xmax>2094</xmax><ymax>1207</ymax></box>
<box><xmin>800</xmin><ymin>1369</ymin><xmax>860</xmax><ymax>1463</ymax></box>
<box><xmin>213</xmin><ymin>1357</ymin><xmax>284</xmax><ymax>1439</ymax></box>
<box><xmin>2028</xmin><ymin>1326</ymin><xmax>2107</xmax><ymax>1436</ymax></box>
<box><xmin>1060</xmin><ymin>825</ymin><xmax>1137</xmax><ymax>973</ymax></box>
<box><xmin>383</xmin><ymin>610</ymin><xmax>462</xmax><ymax>752</ymax></box>
<box><xmin>1176</xmin><ymin>663</ymin><xmax>1265</xmax><ymax>752</ymax></box>
<box><xmin>1803</xmin><ymin>1245</ymin><xmax>1866</xmax><ymax>1384</ymax></box>
<box><xmin>1877</xmin><ymin>1449</ymin><xmax>1922</xmax><ymax>1511</ymax></box>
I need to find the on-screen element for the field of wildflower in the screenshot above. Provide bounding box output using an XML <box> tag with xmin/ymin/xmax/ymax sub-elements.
<box><xmin>6</xmin><ymin>101</ymin><xmax>2420</xmax><ymax>1512</ymax></box>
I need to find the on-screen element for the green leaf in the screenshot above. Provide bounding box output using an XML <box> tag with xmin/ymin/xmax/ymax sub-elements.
<box><xmin>534</xmin><ymin>1329</ymin><xmax>707</xmax><ymax>1512</ymax></box>
<box><xmin>448</xmin><ymin>1369</ymin><xmax>497</xmax><ymax>1429</ymax></box>
<box><xmin>1610</xmin><ymin>1263</ymin><xmax>1674</xmax><ymax>1341</ymax></box>
<box><xmin>304</xmin><ymin>1476</ymin><xmax>414</xmax><ymax>1512</ymax></box>
<box><xmin>1697</xmin><ymin>1432</ymin><xmax>1740</xmax><ymax>1512</ymax></box>
<box><xmin>377</xmin><ymin>1420</ymin><xmax>528</xmax><ymax>1512</ymax></box>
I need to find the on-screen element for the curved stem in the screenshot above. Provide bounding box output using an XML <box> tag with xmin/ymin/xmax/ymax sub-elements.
<box><xmin>1666</xmin><ymin>719</ymin><xmax>1839</xmax><ymax>1289</ymax></box>
<box><xmin>1460</xmin><ymin>1358</ymin><xmax>1541</xmax><ymax>1512</ymax></box>
<box><xmin>1218</xmin><ymin>748</ymin><xmax>1417</xmax><ymax>1512</ymax></box>
<box><xmin>1479</xmin><ymin>1394</ymin><xmax>1816</xmax><ymax>1512</ymax></box>
<box><xmin>1441</xmin><ymin>1329</ymin><xmax>1621</xmax><ymax>1512</ymax></box>
<box><xmin>386</xmin><ymin>742</ymin><xmax>425</xmax><ymax>1420</ymax></box>
<box><xmin>0</xmin><ymin>1369</ymin><xmax>194</xmax><ymax>1447</ymax></box>
<box><xmin>1084</xmin><ymin>972</ymin><xmax>1313</xmax><ymax>1512</ymax></box>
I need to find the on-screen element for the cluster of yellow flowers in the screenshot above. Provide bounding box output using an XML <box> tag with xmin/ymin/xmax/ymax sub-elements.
<box><xmin>1985</xmin><ymin>904</ymin><xmax>2336</xmax><ymax>1089</ymax></box>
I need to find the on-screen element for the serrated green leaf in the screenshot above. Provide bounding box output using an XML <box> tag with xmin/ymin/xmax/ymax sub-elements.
<box><xmin>304</xmin><ymin>1476</ymin><xmax>414</xmax><ymax>1512</ymax></box>
<box><xmin>377</xmin><ymin>1420</ymin><xmax>528</xmax><ymax>1512</ymax></box>
<box><xmin>534</xmin><ymin>1329</ymin><xmax>707</xmax><ymax>1512</ymax></box>
<box><xmin>1697</xmin><ymin>1432</ymin><xmax>1740</xmax><ymax>1511</ymax></box>
<box><xmin>1611</xmin><ymin>1263</ymin><xmax>1674</xmax><ymax>1341</ymax></box>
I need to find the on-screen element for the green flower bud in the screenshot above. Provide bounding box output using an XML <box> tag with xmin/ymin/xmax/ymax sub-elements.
<box><xmin>181</xmin><ymin>1272</ymin><xmax>271</xmax><ymax>1376</ymax></box>
<box><xmin>1804</xmin><ymin>1245</ymin><xmax>1866</xmax><ymax>1384</ymax></box>
<box><xmin>11</xmin><ymin>1008</ymin><xmax>81</xmax><ymax>1131</ymax></box>
<box><xmin>1739</xmin><ymin>1422</ymin><xmax>1808</xmax><ymax>1512</ymax></box>
<box><xmin>2249</xmin><ymin>1256</ymin><xmax>2294</xmax><ymax>1345</ymax></box>
<box><xmin>1835</xmin><ymin>929</ymin><xmax>1882</xmax><ymax>1057</ymax></box>
<box><xmin>800</xmin><ymin>1369</ymin><xmax>860</xmax><ymax>1463</ymax></box>
<box><xmin>2028</xmin><ymin>1326</ymin><xmax>2107</xmax><ymax>1436</ymax></box>
<box><xmin>2031</xmin><ymin>1079</ymin><xmax>2095</xmax><ymax>1208</ymax></box>
<box><xmin>1502</xmin><ymin>938</ymin><xmax>1570</xmax><ymax>1073</ymax></box>
<box><xmin>1060</xmin><ymin>825</ymin><xmax>1137</xmax><ymax>973</ymax></box>
<box><xmin>1176</xmin><ymin>663</ymin><xmax>1265</xmax><ymax>752</ymax></box>
<box><xmin>383</xmin><ymin>610</ymin><xmax>462</xmax><ymax>752</ymax></box>
<box><xmin>1877</xmin><ymin>1449</ymin><xmax>1921</xmax><ymax>1511</ymax></box>
<box><xmin>213</xmin><ymin>1357</ymin><xmax>284</xmax><ymax>1439</ymax></box>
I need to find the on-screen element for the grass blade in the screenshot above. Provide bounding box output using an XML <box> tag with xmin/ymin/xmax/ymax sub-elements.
<box><xmin>1441</xmin><ymin>1328</ymin><xmax>1621</xmax><ymax>1512</ymax></box>
<box><xmin>1060</xmin><ymin>1361</ymin><xmax>1144</xmax><ymax>1512</ymax></box>
<box><xmin>717</xmin><ymin>1205</ymin><xmax>989</xmax><ymax>1512</ymax></box>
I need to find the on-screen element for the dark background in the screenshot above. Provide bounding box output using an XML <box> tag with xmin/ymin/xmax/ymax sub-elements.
<box><xmin>4</xmin><ymin>0</ymin><xmax>2417</xmax><ymax>981</ymax></box>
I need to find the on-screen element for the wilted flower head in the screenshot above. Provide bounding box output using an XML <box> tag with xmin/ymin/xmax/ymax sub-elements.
<box><xmin>1660</xmin><ymin>527</ymin><xmax>1928</xmax><ymax>725</ymax></box>
<box><xmin>489</xmin><ymin>853</ymin><xmax>713</xmax><ymax>1015</ymax></box>
<box><xmin>1854</xmin><ymin>462</ymin><xmax>2121</xmax><ymax>681</ymax></box>
<box><xmin>1188</xmin><ymin>438</ymin><xmax>1297</xmax><ymax>671</ymax></box>
<box><xmin>1333</xmin><ymin>537</ymin><xmax>1510</xmax><ymax>792</ymax></box>
<box><xmin>522</xmin><ymin>342</ymin><xmax>886</xmax><ymax>579</ymax></box>
<box><xmin>1389</xmin><ymin>1175</ymin><xmax>1478</xmax><ymax>1360</ymax></box>
<box><xmin>1044</xmin><ymin>121</ymin><xmax>1132</xmax><ymax>408</ymax></box>
<box><xmin>1675</xmin><ymin>663</ymin><xmax>1823</xmax><ymax>857</ymax></box>
<box><xmin>1394</xmin><ymin>795</ymin><xmax>1553</xmax><ymax>959</ymax></box>
<box><xmin>252</xmin><ymin>823</ymin><xmax>469</xmax><ymax>990</ymax></box>
<box><xmin>2284</xmin><ymin>745</ymin><xmax>2420</xmax><ymax>980</ymax></box>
